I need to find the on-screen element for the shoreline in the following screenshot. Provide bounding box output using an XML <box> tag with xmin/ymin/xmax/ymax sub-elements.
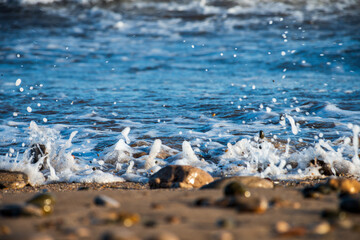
<box><xmin>1</xmin><ymin>179</ymin><xmax>360</xmax><ymax>240</ymax></box>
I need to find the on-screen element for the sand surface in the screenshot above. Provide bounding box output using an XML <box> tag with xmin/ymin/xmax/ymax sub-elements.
<box><xmin>1</xmin><ymin>181</ymin><xmax>360</xmax><ymax>240</ymax></box>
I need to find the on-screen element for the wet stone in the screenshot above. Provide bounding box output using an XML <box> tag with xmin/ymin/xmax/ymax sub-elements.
<box><xmin>102</xmin><ymin>212</ymin><xmax>141</xmax><ymax>227</ymax></box>
<box><xmin>149</xmin><ymin>165</ymin><xmax>214</xmax><ymax>189</ymax></box>
<box><xmin>223</xmin><ymin>182</ymin><xmax>251</xmax><ymax>198</ymax></box>
<box><xmin>312</xmin><ymin>221</ymin><xmax>331</xmax><ymax>235</ymax></box>
<box><xmin>278</xmin><ymin>227</ymin><xmax>307</xmax><ymax>237</ymax></box>
<box><xmin>94</xmin><ymin>195</ymin><xmax>120</xmax><ymax>208</ymax></box>
<box><xmin>202</xmin><ymin>176</ymin><xmax>273</xmax><ymax>190</ymax></box>
<box><xmin>236</xmin><ymin>197</ymin><xmax>268</xmax><ymax>213</ymax></box>
<box><xmin>328</xmin><ymin>178</ymin><xmax>360</xmax><ymax>194</ymax></box>
<box><xmin>29</xmin><ymin>143</ymin><xmax>47</xmax><ymax>165</ymax></box>
<box><xmin>0</xmin><ymin>170</ymin><xmax>29</xmax><ymax>189</ymax></box>
<box><xmin>275</xmin><ymin>221</ymin><xmax>290</xmax><ymax>234</ymax></box>
<box><xmin>0</xmin><ymin>225</ymin><xmax>11</xmax><ymax>235</ymax></box>
<box><xmin>321</xmin><ymin>209</ymin><xmax>347</xmax><ymax>221</ymax></box>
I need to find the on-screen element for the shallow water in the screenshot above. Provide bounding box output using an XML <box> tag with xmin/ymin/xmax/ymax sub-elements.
<box><xmin>0</xmin><ymin>0</ymin><xmax>360</xmax><ymax>184</ymax></box>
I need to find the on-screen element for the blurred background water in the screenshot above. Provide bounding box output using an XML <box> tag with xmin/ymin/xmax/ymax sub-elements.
<box><xmin>0</xmin><ymin>0</ymin><xmax>359</xmax><ymax>165</ymax></box>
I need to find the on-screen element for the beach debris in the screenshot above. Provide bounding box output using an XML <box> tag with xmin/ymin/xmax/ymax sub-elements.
<box><xmin>212</xmin><ymin>231</ymin><xmax>234</xmax><ymax>240</ymax></box>
<box><xmin>340</xmin><ymin>195</ymin><xmax>360</xmax><ymax>213</ymax></box>
<box><xmin>201</xmin><ymin>176</ymin><xmax>273</xmax><ymax>189</ymax></box>
<box><xmin>0</xmin><ymin>225</ymin><xmax>11</xmax><ymax>235</ymax></box>
<box><xmin>312</xmin><ymin>221</ymin><xmax>331</xmax><ymax>235</ymax></box>
<box><xmin>101</xmin><ymin>228</ymin><xmax>140</xmax><ymax>240</ymax></box>
<box><xmin>149</xmin><ymin>165</ymin><xmax>213</xmax><ymax>189</ymax></box>
<box><xmin>275</xmin><ymin>221</ymin><xmax>291</xmax><ymax>234</ymax></box>
<box><xmin>223</xmin><ymin>182</ymin><xmax>251</xmax><ymax>197</ymax></box>
<box><xmin>94</xmin><ymin>195</ymin><xmax>120</xmax><ymax>208</ymax></box>
<box><xmin>0</xmin><ymin>170</ymin><xmax>28</xmax><ymax>189</ymax></box>
<box><xmin>216</xmin><ymin>218</ymin><xmax>236</xmax><ymax>229</ymax></box>
<box><xmin>26</xmin><ymin>193</ymin><xmax>56</xmax><ymax>215</ymax></box>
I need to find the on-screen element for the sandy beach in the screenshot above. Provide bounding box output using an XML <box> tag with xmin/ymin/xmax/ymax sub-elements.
<box><xmin>1</xmin><ymin>179</ymin><xmax>360</xmax><ymax>240</ymax></box>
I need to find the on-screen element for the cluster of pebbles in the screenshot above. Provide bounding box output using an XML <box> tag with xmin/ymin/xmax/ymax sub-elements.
<box><xmin>0</xmin><ymin>165</ymin><xmax>360</xmax><ymax>239</ymax></box>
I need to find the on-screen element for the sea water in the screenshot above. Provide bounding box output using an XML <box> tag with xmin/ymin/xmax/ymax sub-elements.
<box><xmin>0</xmin><ymin>0</ymin><xmax>359</xmax><ymax>185</ymax></box>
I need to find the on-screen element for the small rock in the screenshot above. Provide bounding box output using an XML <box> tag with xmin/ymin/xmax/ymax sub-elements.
<box><xmin>165</xmin><ymin>215</ymin><xmax>181</xmax><ymax>224</ymax></box>
<box><xmin>133</xmin><ymin>152</ymin><xmax>147</xmax><ymax>159</ymax></box>
<box><xmin>201</xmin><ymin>176</ymin><xmax>273</xmax><ymax>189</ymax></box>
<box><xmin>149</xmin><ymin>165</ymin><xmax>214</xmax><ymax>189</ymax></box>
<box><xmin>302</xmin><ymin>183</ymin><xmax>333</xmax><ymax>198</ymax></box>
<box><xmin>275</xmin><ymin>221</ymin><xmax>290</xmax><ymax>233</ymax></box>
<box><xmin>270</xmin><ymin>197</ymin><xmax>301</xmax><ymax>209</ymax></box>
<box><xmin>146</xmin><ymin>232</ymin><xmax>179</xmax><ymax>240</ymax></box>
<box><xmin>223</xmin><ymin>182</ymin><xmax>251</xmax><ymax>198</ymax></box>
<box><xmin>0</xmin><ymin>204</ymin><xmax>23</xmax><ymax>217</ymax></box>
<box><xmin>278</xmin><ymin>227</ymin><xmax>307</xmax><ymax>237</ymax></box>
<box><xmin>27</xmin><ymin>193</ymin><xmax>55</xmax><ymax>215</ymax></box>
<box><xmin>312</xmin><ymin>221</ymin><xmax>331</xmax><ymax>235</ymax></box>
<box><xmin>0</xmin><ymin>225</ymin><xmax>11</xmax><ymax>235</ymax></box>
<box><xmin>0</xmin><ymin>170</ymin><xmax>28</xmax><ymax>189</ymax></box>
<box><xmin>212</xmin><ymin>231</ymin><xmax>233</xmax><ymax>240</ymax></box>
<box><xmin>22</xmin><ymin>204</ymin><xmax>45</xmax><ymax>216</ymax></box>
<box><xmin>236</xmin><ymin>197</ymin><xmax>268</xmax><ymax>213</ymax></box>
<box><xmin>216</xmin><ymin>218</ymin><xmax>236</xmax><ymax>229</ymax></box>
<box><xmin>101</xmin><ymin>228</ymin><xmax>139</xmax><ymax>240</ymax></box>
<box><xmin>102</xmin><ymin>212</ymin><xmax>141</xmax><ymax>227</ymax></box>
<box><xmin>328</xmin><ymin>178</ymin><xmax>360</xmax><ymax>194</ymax></box>
<box><xmin>94</xmin><ymin>195</ymin><xmax>120</xmax><ymax>208</ymax></box>
<box><xmin>143</xmin><ymin>219</ymin><xmax>157</xmax><ymax>228</ymax></box>
<box><xmin>194</xmin><ymin>197</ymin><xmax>213</xmax><ymax>207</ymax></box>
<box><xmin>340</xmin><ymin>195</ymin><xmax>360</xmax><ymax>213</ymax></box>
<box><xmin>321</xmin><ymin>209</ymin><xmax>347</xmax><ymax>221</ymax></box>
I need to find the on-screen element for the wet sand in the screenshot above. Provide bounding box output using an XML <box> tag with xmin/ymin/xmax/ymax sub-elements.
<box><xmin>1</xmin><ymin>181</ymin><xmax>360</xmax><ymax>240</ymax></box>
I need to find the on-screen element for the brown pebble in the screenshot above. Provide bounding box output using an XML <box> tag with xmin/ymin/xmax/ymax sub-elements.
<box><xmin>312</xmin><ymin>221</ymin><xmax>331</xmax><ymax>235</ymax></box>
<box><xmin>212</xmin><ymin>231</ymin><xmax>233</xmax><ymax>240</ymax></box>
<box><xmin>275</xmin><ymin>221</ymin><xmax>290</xmax><ymax>233</ymax></box>
<box><xmin>146</xmin><ymin>232</ymin><xmax>179</xmax><ymax>240</ymax></box>
<box><xmin>165</xmin><ymin>215</ymin><xmax>181</xmax><ymax>224</ymax></box>
<box><xmin>29</xmin><ymin>233</ymin><xmax>54</xmax><ymax>240</ymax></box>
<box><xmin>151</xmin><ymin>203</ymin><xmax>164</xmax><ymax>210</ymax></box>
<box><xmin>279</xmin><ymin>227</ymin><xmax>307</xmax><ymax>237</ymax></box>
<box><xmin>0</xmin><ymin>225</ymin><xmax>11</xmax><ymax>235</ymax></box>
<box><xmin>133</xmin><ymin>152</ymin><xmax>147</xmax><ymax>158</ymax></box>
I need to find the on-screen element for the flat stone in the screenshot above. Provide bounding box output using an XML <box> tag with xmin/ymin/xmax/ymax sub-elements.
<box><xmin>0</xmin><ymin>170</ymin><xmax>28</xmax><ymax>189</ymax></box>
<box><xmin>149</xmin><ymin>165</ymin><xmax>214</xmax><ymax>189</ymax></box>
<box><xmin>94</xmin><ymin>195</ymin><xmax>120</xmax><ymax>208</ymax></box>
<box><xmin>201</xmin><ymin>176</ymin><xmax>273</xmax><ymax>189</ymax></box>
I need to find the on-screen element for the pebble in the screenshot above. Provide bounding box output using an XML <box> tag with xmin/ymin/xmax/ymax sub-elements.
<box><xmin>165</xmin><ymin>215</ymin><xmax>181</xmax><ymax>224</ymax></box>
<box><xmin>236</xmin><ymin>197</ymin><xmax>268</xmax><ymax>213</ymax></box>
<box><xmin>146</xmin><ymin>232</ymin><xmax>179</xmax><ymax>240</ymax></box>
<box><xmin>149</xmin><ymin>165</ymin><xmax>214</xmax><ymax>189</ymax></box>
<box><xmin>340</xmin><ymin>195</ymin><xmax>360</xmax><ymax>213</ymax></box>
<box><xmin>201</xmin><ymin>176</ymin><xmax>273</xmax><ymax>189</ymax></box>
<box><xmin>103</xmin><ymin>212</ymin><xmax>141</xmax><ymax>227</ymax></box>
<box><xmin>312</xmin><ymin>221</ymin><xmax>331</xmax><ymax>235</ymax></box>
<box><xmin>194</xmin><ymin>197</ymin><xmax>213</xmax><ymax>207</ymax></box>
<box><xmin>216</xmin><ymin>218</ymin><xmax>236</xmax><ymax>229</ymax></box>
<box><xmin>27</xmin><ymin>193</ymin><xmax>56</xmax><ymax>215</ymax></box>
<box><xmin>223</xmin><ymin>182</ymin><xmax>251</xmax><ymax>198</ymax></box>
<box><xmin>212</xmin><ymin>231</ymin><xmax>234</xmax><ymax>240</ymax></box>
<box><xmin>94</xmin><ymin>195</ymin><xmax>120</xmax><ymax>208</ymax></box>
<box><xmin>275</xmin><ymin>221</ymin><xmax>290</xmax><ymax>233</ymax></box>
<box><xmin>101</xmin><ymin>229</ymin><xmax>140</xmax><ymax>240</ymax></box>
<box><xmin>328</xmin><ymin>178</ymin><xmax>360</xmax><ymax>194</ymax></box>
<box><xmin>278</xmin><ymin>227</ymin><xmax>307</xmax><ymax>237</ymax></box>
<box><xmin>0</xmin><ymin>170</ymin><xmax>28</xmax><ymax>189</ymax></box>
<box><xmin>0</xmin><ymin>225</ymin><xmax>11</xmax><ymax>235</ymax></box>
<box><xmin>270</xmin><ymin>197</ymin><xmax>301</xmax><ymax>209</ymax></box>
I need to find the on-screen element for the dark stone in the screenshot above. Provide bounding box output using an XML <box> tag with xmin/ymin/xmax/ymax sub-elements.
<box><xmin>201</xmin><ymin>176</ymin><xmax>273</xmax><ymax>190</ymax></box>
<box><xmin>223</xmin><ymin>182</ymin><xmax>250</xmax><ymax>197</ymax></box>
<box><xmin>340</xmin><ymin>195</ymin><xmax>360</xmax><ymax>214</ymax></box>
